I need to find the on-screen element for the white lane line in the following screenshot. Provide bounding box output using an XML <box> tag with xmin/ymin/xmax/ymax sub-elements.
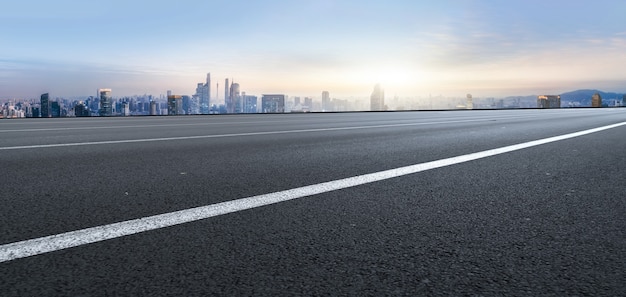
<box><xmin>0</xmin><ymin>120</ymin><xmax>297</xmax><ymax>133</ymax></box>
<box><xmin>0</xmin><ymin>114</ymin><xmax>535</xmax><ymax>133</ymax></box>
<box><xmin>1</xmin><ymin>121</ymin><xmax>624</xmax><ymax>263</ymax></box>
<box><xmin>0</xmin><ymin>118</ymin><xmax>500</xmax><ymax>150</ymax></box>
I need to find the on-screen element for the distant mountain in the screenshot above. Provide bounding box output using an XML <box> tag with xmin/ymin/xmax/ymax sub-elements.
<box><xmin>560</xmin><ymin>89</ymin><xmax>625</xmax><ymax>106</ymax></box>
<box><xmin>498</xmin><ymin>89</ymin><xmax>624</xmax><ymax>108</ymax></box>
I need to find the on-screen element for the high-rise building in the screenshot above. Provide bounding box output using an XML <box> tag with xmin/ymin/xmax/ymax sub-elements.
<box><xmin>370</xmin><ymin>84</ymin><xmax>385</xmax><ymax>111</ymax></box>
<box><xmin>40</xmin><ymin>93</ymin><xmax>50</xmax><ymax>118</ymax></box>
<box><xmin>51</xmin><ymin>101</ymin><xmax>61</xmax><ymax>117</ymax></box>
<box><xmin>167</xmin><ymin>95</ymin><xmax>183</xmax><ymax>115</ymax></box>
<box><xmin>322</xmin><ymin>91</ymin><xmax>330</xmax><ymax>111</ymax></box>
<box><xmin>182</xmin><ymin>95</ymin><xmax>192</xmax><ymax>115</ymax></box>
<box><xmin>75</xmin><ymin>102</ymin><xmax>89</xmax><ymax>117</ymax></box>
<box><xmin>205</xmin><ymin>73</ymin><xmax>211</xmax><ymax>111</ymax></box>
<box><xmin>228</xmin><ymin>82</ymin><xmax>240</xmax><ymax>113</ymax></box>
<box><xmin>149</xmin><ymin>101</ymin><xmax>157</xmax><ymax>116</ymax></box>
<box><xmin>537</xmin><ymin>95</ymin><xmax>560</xmax><ymax>109</ymax></box>
<box><xmin>225</xmin><ymin>78</ymin><xmax>230</xmax><ymax>108</ymax></box>
<box><xmin>194</xmin><ymin>73</ymin><xmax>211</xmax><ymax>114</ymax></box>
<box><xmin>98</xmin><ymin>89</ymin><xmax>113</xmax><ymax>116</ymax></box>
<box><xmin>591</xmin><ymin>92</ymin><xmax>602</xmax><ymax>107</ymax></box>
<box><xmin>622</xmin><ymin>95</ymin><xmax>626</xmax><ymax>107</ymax></box>
<box><xmin>466</xmin><ymin>94</ymin><xmax>474</xmax><ymax>109</ymax></box>
<box><xmin>261</xmin><ymin>94</ymin><xmax>285</xmax><ymax>113</ymax></box>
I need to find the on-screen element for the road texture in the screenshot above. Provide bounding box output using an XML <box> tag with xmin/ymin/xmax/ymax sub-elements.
<box><xmin>1</xmin><ymin>109</ymin><xmax>625</xmax><ymax>296</ymax></box>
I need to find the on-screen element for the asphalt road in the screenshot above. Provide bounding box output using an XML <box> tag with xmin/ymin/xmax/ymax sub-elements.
<box><xmin>1</xmin><ymin>109</ymin><xmax>625</xmax><ymax>296</ymax></box>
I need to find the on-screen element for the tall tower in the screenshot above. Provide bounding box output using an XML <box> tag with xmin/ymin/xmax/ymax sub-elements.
<box><xmin>225</xmin><ymin>78</ymin><xmax>230</xmax><ymax>108</ymax></box>
<box><xmin>206</xmin><ymin>73</ymin><xmax>211</xmax><ymax>108</ymax></box>
<box><xmin>370</xmin><ymin>84</ymin><xmax>385</xmax><ymax>111</ymax></box>
<box><xmin>591</xmin><ymin>92</ymin><xmax>602</xmax><ymax>107</ymax></box>
<box><xmin>228</xmin><ymin>82</ymin><xmax>240</xmax><ymax>113</ymax></box>
<box><xmin>98</xmin><ymin>89</ymin><xmax>113</xmax><ymax>116</ymax></box>
<box><xmin>40</xmin><ymin>93</ymin><xmax>50</xmax><ymax>118</ymax></box>
<box><xmin>322</xmin><ymin>91</ymin><xmax>330</xmax><ymax>111</ymax></box>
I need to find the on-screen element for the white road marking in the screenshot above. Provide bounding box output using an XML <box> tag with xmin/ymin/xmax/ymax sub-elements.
<box><xmin>0</xmin><ymin>120</ymin><xmax>295</xmax><ymax>133</ymax></box>
<box><xmin>0</xmin><ymin>118</ymin><xmax>505</xmax><ymax>150</ymax></box>
<box><xmin>1</xmin><ymin>121</ymin><xmax>624</xmax><ymax>263</ymax></box>
<box><xmin>0</xmin><ymin>114</ymin><xmax>536</xmax><ymax>133</ymax></box>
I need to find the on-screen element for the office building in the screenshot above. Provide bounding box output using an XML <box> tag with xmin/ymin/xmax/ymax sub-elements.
<box><xmin>261</xmin><ymin>94</ymin><xmax>285</xmax><ymax>113</ymax></box>
<box><xmin>537</xmin><ymin>95</ymin><xmax>560</xmax><ymax>109</ymax></box>
<box><xmin>592</xmin><ymin>92</ymin><xmax>602</xmax><ymax>107</ymax></box>
<box><xmin>50</xmin><ymin>101</ymin><xmax>61</xmax><ymax>117</ymax></box>
<box><xmin>98</xmin><ymin>89</ymin><xmax>113</xmax><ymax>116</ymax></box>
<box><xmin>182</xmin><ymin>95</ymin><xmax>192</xmax><ymax>115</ymax></box>
<box><xmin>243</xmin><ymin>95</ymin><xmax>258</xmax><ymax>113</ymax></box>
<box><xmin>167</xmin><ymin>95</ymin><xmax>183</xmax><ymax>115</ymax></box>
<box><xmin>40</xmin><ymin>93</ymin><xmax>50</xmax><ymax>118</ymax></box>
<box><xmin>370</xmin><ymin>84</ymin><xmax>385</xmax><ymax>111</ymax></box>
<box><xmin>149</xmin><ymin>101</ymin><xmax>157</xmax><ymax>115</ymax></box>
<box><xmin>304</xmin><ymin>97</ymin><xmax>313</xmax><ymax>111</ymax></box>
<box><xmin>466</xmin><ymin>94</ymin><xmax>474</xmax><ymax>109</ymax></box>
<box><xmin>75</xmin><ymin>102</ymin><xmax>89</xmax><ymax>117</ymax></box>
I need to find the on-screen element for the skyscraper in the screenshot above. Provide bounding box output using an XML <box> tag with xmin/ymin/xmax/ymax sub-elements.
<box><xmin>322</xmin><ymin>91</ymin><xmax>330</xmax><ymax>111</ymax></box>
<box><xmin>205</xmin><ymin>73</ymin><xmax>211</xmax><ymax>108</ymax></box>
<box><xmin>40</xmin><ymin>93</ymin><xmax>50</xmax><ymax>118</ymax></box>
<box><xmin>182</xmin><ymin>95</ymin><xmax>192</xmax><ymax>114</ymax></box>
<box><xmin>228</xmin><ymin>82</ymin><xmax>240</xmax><ymax>113</ymax></box>
<box><xmin>370</xmin><ymin>84</ymin><xmax>385</xmax><ymax>111</ymax></box>
<box><xmin>225</xmin><ymin>78</ymin><xmax>230</xmax><ymax>109</ymax></box>
<box><xmin>50</xmin><ymin>101</ymin><xmax>61</xmax><ymax>117</ymax></box>
<box><xmin>197</xmin><ymin>73</ymin><xmax>210</xmax><ymax>114</ymax></box>
<box><xmin>98</xmin><ymin>89</ymin><xmax>113</xmax><ymax>116</ymax></box>
<box><xmin>591</xmin><ymin>92</ymin><xmax>602</xmax><ymax>107</ymax></box>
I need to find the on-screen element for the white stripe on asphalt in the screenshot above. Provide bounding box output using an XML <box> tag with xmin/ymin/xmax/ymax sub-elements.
<box><xmin>1</xmin><ymin>121</ymin><xmax>625</xmax><ymax>263</ymax></box>
<box><xmin>0</xmin><ymin>118</ymin><xmax>504</xmax><ymax>150</ymax></box>
<box><xmin>0</xmin><ymin>119</ymin><xmax>303</xmax><ymax>133</ymax></box>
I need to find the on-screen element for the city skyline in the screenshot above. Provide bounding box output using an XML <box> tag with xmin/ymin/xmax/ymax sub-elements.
<box><xmin>2</xmin><ymin>0</ymin><xmax>626</xmax><ymax>99</ymax></box>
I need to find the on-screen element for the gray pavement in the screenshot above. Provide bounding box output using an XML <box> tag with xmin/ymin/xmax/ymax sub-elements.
<box><xmin>1</xmin><ymin>109</ymin><xmax>625</xmax><ymax>296</ymax></box>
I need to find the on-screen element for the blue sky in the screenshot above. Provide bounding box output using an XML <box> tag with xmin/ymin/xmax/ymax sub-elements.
<box><xmin>1</xmin><ymin>0</ymin><xmax>625</xmax><ymax>100</ymax></box>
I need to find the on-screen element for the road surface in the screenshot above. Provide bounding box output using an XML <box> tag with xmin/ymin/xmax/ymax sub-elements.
<box><xmin>1</xmin><ymin>109</ymin><xmax>625</xmax><ymax>296</ymax></box>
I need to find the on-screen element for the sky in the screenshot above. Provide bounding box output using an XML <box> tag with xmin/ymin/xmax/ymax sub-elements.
<box><xmin>1</xmin><ymin>0</ymin><xmax>625</xmax><ymax>101</ymax></box>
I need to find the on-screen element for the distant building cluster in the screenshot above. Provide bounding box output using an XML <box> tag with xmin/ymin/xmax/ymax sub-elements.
<box><xmin>1</xmin><ymin>76</ymin><xmax>624</xmax><ymax>119</ymax></box>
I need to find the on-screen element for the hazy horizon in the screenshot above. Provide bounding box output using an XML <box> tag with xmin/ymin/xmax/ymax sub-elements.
<box><xmin>2</xmin><ymin>0</ymin><xmax>625</xmax><ymax>100</ymax></box>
